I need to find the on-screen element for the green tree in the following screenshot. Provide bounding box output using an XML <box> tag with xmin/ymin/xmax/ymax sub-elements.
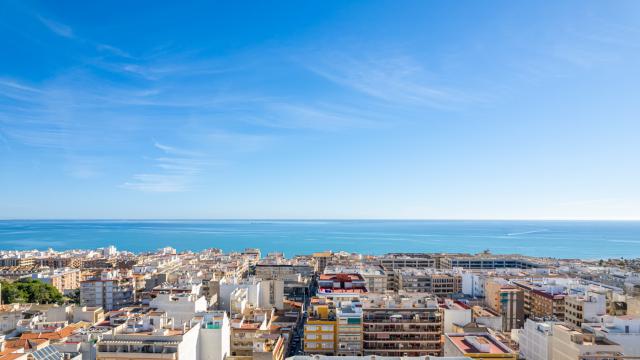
<box><xmin>1</xmin><ymin>279</ymin><xmax>63</xmax><ymax>304</ymax></box>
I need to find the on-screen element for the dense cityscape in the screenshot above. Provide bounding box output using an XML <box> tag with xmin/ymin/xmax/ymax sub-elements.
<box><xmin>0</xmin><ymin>247</ymin><xmax>638</xmax><ymax>360</ymax></box>
<box><xmin>2</xmin><ymin>2</ymin><xmax>640</xmax><ymax>360</ymax></box>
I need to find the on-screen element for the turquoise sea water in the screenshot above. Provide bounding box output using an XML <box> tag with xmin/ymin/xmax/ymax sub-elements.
<box><xmin>0</xmin><ymin>220</ymin><xmax>639</xmax><ymax>259</ymax></box>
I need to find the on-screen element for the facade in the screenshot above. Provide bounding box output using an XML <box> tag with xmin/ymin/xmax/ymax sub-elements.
<box><xmin>335</xmin><ymin>300</ymin><xmax>363</xmax><ymax>356</ymax></box>
<box><xmin>304</xmin><ymin>296</ymin><xmax>364</xmax><ymax>356</ymax></box>
<box><xmin>304</xmin><ymin>274</ymin><xmax>366</xmax><ymax>356</ymax></box>
<box><xmin>313</xmin><ymin>252</ymin><xmax>333</xmax><ymax>273</ymax></box>
<box><xmin>393</xmin><ymin>269</ymin><xmax>462</xmax><ymax>296</ymax></box>
<box><xmin>485</xmin><ymin>280</ymin><xmax>524</xmax><ymax>332</ymax></box>
<box><xmin>80</xmin><ymin>272</ymin><xmax>136</xmax><ymax>311</ymax></box>
<box><xmin>317</xmin><ymin>273</ymin><xmax>367</xmax><ymax>295</ymax></box>
<box><xmin>304</xmin><ymin>318</ymin><xmax>337</xmax><ymax>354</ymax></box>
<box><xmin>31</xmin><ymin>268</ymin><xmax>82</xmax><ymax>294</ymax></box>
<box><xmin>512</xmin><ymin>281</ymin><xmax>566</xmax><ymax>321</ymax></box>
<box><xmin>324</xmin><ymin>265</ymin><xmax>387</xmax><ymax>294</ymax></box>
<box><xmin>564</xmin><ymin>292</ymin><xmax>607</xmax><ymax>328</ymax></box>
<box><xmin>550</xmin><ymin>324</ymin><xmax>623</xmax><ymax>360</ymax></box>
<box><xmin>442</xmin><ymin>299</ymin><xmax>473</xmax><ymax>334</ymax></box>
<box><xmin>583</xmin><ymin>315</ymin><xmax>640</xmax><ymax>356</ymax></box>
<box><xmin>230</xmin><ymin>320</ymin><xmax>267</xmax><ymax>357</ymax></box>
<box><xmin>518</xmin><ymin>319</ymin><xmax>556</xmax><ymax>360</ymax></box>
<box><xmin>440</xmin><ymin>256</ymin><xmax>541</xmax><ymax>270</ymax></box>
<box><xmin>150</xmin><ymin>293</ymin><xmax>208</xmax><ymax>327</ymax></box>
<box><xmin>471</xmin><ymin>306</ymin><xmax>502</xmax><ymax>332</ymax></box>
<box><xmin>96</xmin><ymin>313</ymin><xmax>200</xmax><ymax>360</ymax></box>
<box><xmin>379</xmin><ymin>254</ymin><xmax>438</xmax><ymax>269</ymax></box>
<box><xmin>362</xmin><ymin>293</ymin><xmax>443</xmax><ymax>357</ymax></box>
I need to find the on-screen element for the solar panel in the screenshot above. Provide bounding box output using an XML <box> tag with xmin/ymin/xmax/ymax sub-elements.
<box><xmin>31</xmin><ymin>346</ymin><xmax>63</xmax><ymax>360</ymax></box>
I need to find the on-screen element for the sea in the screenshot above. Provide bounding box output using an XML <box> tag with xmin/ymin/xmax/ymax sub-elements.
<box><xmin>0</xmin><ymin>220</ymin><xmax>639</xmax><ymax>259</ymax></box>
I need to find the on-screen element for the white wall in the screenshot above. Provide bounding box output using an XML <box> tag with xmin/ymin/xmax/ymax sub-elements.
<box><xmin>198</xmin><ymin>313</ymin><xmax>230</xmax><ymax>360</ymax></box>
<box><xmin>151</xmin><ymin>294</ymin><xmax>207</xmax><ymax>326</ymax></box>
<box><xmin>519</xmin><ymin>319</ymin><xmax>554</xmax><ymax>360</ymax></box>
<box><xmin>443</xmin><ymin>307</ymin><xmax>472</xmax><ymax>333</ymax></box>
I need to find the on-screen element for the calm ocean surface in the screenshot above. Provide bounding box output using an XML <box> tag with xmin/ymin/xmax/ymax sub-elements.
<box><xmin>0</xmin><ymin>220</ymin><xmax>639</xmax><ymax>259</ymax></box>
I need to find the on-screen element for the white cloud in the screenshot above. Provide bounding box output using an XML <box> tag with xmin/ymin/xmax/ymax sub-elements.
<box><xmin>306</xmin><ymin>54</ymin><xmax>473</xmax><ymax>109</ymax></box>
<box><xmin>37</xmin><ymin>15</ymin><xmax>74</xmax><ymax>38</ymax></box>
<box><xmin>122</xmin><ymin>143</ymin><xmax>207</xmax><ymax>193</ymax></box>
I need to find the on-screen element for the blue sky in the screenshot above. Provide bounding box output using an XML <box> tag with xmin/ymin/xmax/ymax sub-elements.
<box><xmin>1</xmin><ymin>1</ymin><xmax>639</xmax><ymax>219</ymax></box>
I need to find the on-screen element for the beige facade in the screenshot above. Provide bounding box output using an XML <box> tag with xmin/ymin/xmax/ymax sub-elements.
<box><xmin>362</xmin><ymin>293</ymin><xmax>442</xmax><ymax>357</ymax></box>
<box><xmin>485</xmin><ymin>279</ymin><xmax>524</xmax><ymax>332</ymax></box>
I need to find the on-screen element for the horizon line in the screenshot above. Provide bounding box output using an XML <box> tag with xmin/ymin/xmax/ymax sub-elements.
<box><xmin>2</xmin><ymin>218</ymin><xmax>640</xmax><ymax>222</ymax></box>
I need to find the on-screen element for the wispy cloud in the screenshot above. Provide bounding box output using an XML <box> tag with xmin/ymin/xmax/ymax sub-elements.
<box><xmin>306</xmin><ymin>54</ymin><xmax>473</xmax><ymax>109</ymax></box>
<box><xmin>95</xmin><ymin>43</ymin><xmax>133</xmax><ymax>58</ymax></box>
<box><xmin>37</xmin><ymin>15</ymin><xmax>74</xmax><ymax>38</ymax></box>
<box><xmin>35</xmin><ymin>14</ymin><xmax>132</xmax><ymax>60</ymax></box>
<box><xmin>121</xmin><ymin>142</ymin><xmax>208</xmax><ymax>192</ymax></box>
<box><xmin>259</xmin><ymin>102</ymin><xmax>384</xmax><ymax>131</ymax></box>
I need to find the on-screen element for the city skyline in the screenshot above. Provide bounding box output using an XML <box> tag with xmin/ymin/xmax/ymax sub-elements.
<box><xmin>2</xmin><ymin>1</ymin><xmax>640</xmax><ymax>220</ymax></box>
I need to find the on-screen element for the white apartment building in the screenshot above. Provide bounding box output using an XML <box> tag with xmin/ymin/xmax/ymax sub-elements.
<box><xmin>442</xmin><ymin>299</ymin><xmax>473</xmax><ymax>334</ymax></box>
<box><xmin>150</xmin><ymin>293</ymin><xmax>208</xmax><ymax>327</ymax></box>
<box><xmin>565</xmin><ymin>291</ymin><xmax>606</xmax><ymax>328</ymax></box>
<box><xmin>218</xmin><ymin>277</ymin><xmax>284</xmax><ymax>313</ymax></box>
<box><xmin>197</xmin><ymin>311</ymin><xmax>231</xmax><ymax>360</ymax></box>
<box><xmin>584</xmin><ymin>315</ymin><xmax>640</xmax><ymax>356</ymax></box>
<box><xmin>551</xmin><ymin>324</ymin><xmax>623</xmax><ymax>360</ymax></box>
<box><xmin>519</xmin><ymin>319</ymin><xmax>557</xmax><ymax>360</ymax></box>
<box><xmin>461</xmin><ymin>271</ymin><xmax>485</xmax><ymax>298</ymax></box>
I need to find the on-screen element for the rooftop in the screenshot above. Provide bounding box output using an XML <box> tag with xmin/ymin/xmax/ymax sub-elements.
<box><xmin>446</xmin><ymin>334</ymin><xmax>512</xmax><ymax>355</ymax></box>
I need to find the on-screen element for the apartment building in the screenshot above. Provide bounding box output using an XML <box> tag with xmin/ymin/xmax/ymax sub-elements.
<box><xmin>442</xmin><ymin>299</ymin><xmax>473</xmax><ymax>334</ymax></box>
<box><xmin>304</xmin><ymin>314</ymin><xmax>337</xmax><ymax>354</ymax></box>
<box><xmin>197</xmin><ymin>311</ymin><xmax>231</xmax><ymax>360</ymax></box>
<box><xmin>361</xmin><ymin>292</ymin><xmax>442</xmax><ymax>357</ymax></box>
<box><xmin>471</xmin><ymin>306</ymin><xmax>503</xmax><ymax>332</ymax></box>
<box><xmin>335</xmin><ymin>300</ymin><xmax>363</xmax><ymax>356</ymax></box>
<box><xmin>80</xmin><ymin>271</ymin><xmax>136</xmax><ymax>311</ymax></box>
<box><xmin>252</xmin><ymin>333</ymin><xmax>286</xmax><ymax>360</ymax></box>
<box><xmin>0</xmin><ymin>257</ymin><xmax>35</xmax><ymax>267</ymax></box>
<box><xmin>378</xmin><ymin>253</ymin><xmax>438</xmax><ymax>269</ymax></box>
<box><xmin>440</xmin><ymin>255</ymin><xmax>541</xmax><ymax>270</ymax></box>
<box><xmin>305</xmin><ymin>274</ymin><xmax>366</xmax><ymax>356</ymax></box>
<box><xmin>393</xmin><ymin>268</ymin><xmax>461</xmax><ymax>296</ymax></box>
<box><xmin>513</xmin><ymin>281</ymin><xmax>566</xmax><ymax>321</ymax></box>
<box><xmin>550</xmin><ymin>324</ymin><xmax>623</xmax><ymax>360</ymax></box>
<box><xmin>317</xmin><ymin>273</ymin><xmax>367</xmax><ymax>295</ymax></box>
<box><xmin>313</xmin><ymin>252</ymin><xmax>333</xmax><ymax>273</ymax></box>
<box><xmin>485</xmin><ymin>279</ymin><xmax>524</xmax><ymax>331</ymax></box>
<box><xmin>565</xmin><ymin>292</ymin><xmax>606</xmax><ymax>328</ymax></box>
<box><xmin>150</xmin><ymin>293</ymin><xmax>208</xmax><ymax>327</ymax></box>
<box><xmin>218</xmin><ymin>277</ymin><xmax>285</xmax><ymax>314</ymax></box>
<box><xmin>303</xmin><ymin>296</ymin><xmax>364</xmax><ymax>356</ymax></box>
<box><xmin>324</xmin><ymin>265</ymin><xmax>387</xmax><ymax>293</ymax></box>
<box><xmin>518</xmin><ymin>319</ymin><xmax>557</xmax><ymax>360</ymax></box>
<box><xmin>583</xmin><ymin>315</ymin><xmax>640</xmax><ymax>356</ymax></box>
<box><xmin>96</xmin><ymin>313</ymin><xmax>199</xmax><ymax>360</ymax></box>
<box><xmin>31</xmin><ymin>267</ymin><xmax>82</xmax><ymax>294</ymax></box>
<box><xmin>230</xmin><ymin>318</ymin><xmax>268</xmax><ymax>357</ymax></box>
<box><xmin>37</xmin><ymin>256</ymin><xmax>83</xmax><ymax>269</ymax></box>
<box><xmin>443</xmin><ymin>333</ymin><xmax>517</xmax><ymax>360</ymax></box>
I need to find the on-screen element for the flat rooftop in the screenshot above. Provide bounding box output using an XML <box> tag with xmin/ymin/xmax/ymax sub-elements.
<box><xmin>446</xmin><ymin>334</ymin><xmax>512</xmax><ymax>354</ymax></box>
